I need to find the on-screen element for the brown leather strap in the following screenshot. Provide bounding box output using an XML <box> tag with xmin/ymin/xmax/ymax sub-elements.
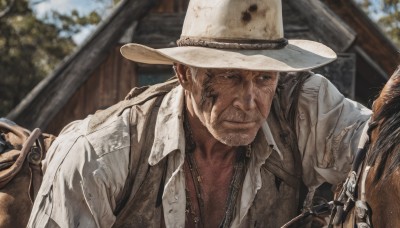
<box><xmin>114</xmin><ymin>95</ymin><xmax>164</xmax><ymax>215</ymax></box>
<box><xmin>177</xmin><ymin>37</ymin><xmax>288</xmax><ymax>49</ymax></box>
<box><xmin>0</xmin><ymin>121</ymin><xmax>42</xmax><ymax>189</ymax></box>
<box><xmin>264</xmin><ymin>159</ymin><xmax>300</xmax><ymax>189</ymax></box>
<box><xmin>271</xmin><ymin>71</ymin><xmax>312</xmax><ymax>209</ymax></box>
<box><xmin>286</xmin><ymin>72</ymin><xmax>313</xmax><ymax>210</ymax></box>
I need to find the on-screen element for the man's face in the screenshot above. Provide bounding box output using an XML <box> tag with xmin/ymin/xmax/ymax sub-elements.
<box><xmin>183</xmin><ymin>66</ymin><xmax>279</xmax><ymax>146</ymax></box>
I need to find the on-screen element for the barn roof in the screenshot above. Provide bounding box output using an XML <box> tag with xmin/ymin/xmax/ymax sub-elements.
<box><xmin>7</xmin><ymin>0</ymin><xmax>155</xmax><ymax>129</ymax></box>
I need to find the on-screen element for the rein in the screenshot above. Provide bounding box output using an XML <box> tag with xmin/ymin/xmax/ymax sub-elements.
<box><xmin>280</xmin><ymin>138</ymin><xmax>373</xmax><ymax>228</ymax></box>
<box><xmin>327</xmin><ymin>134</ymin><xmax>374</xmax><ymax>228</ymax></box>
<box><xmin>327</xmin><ymin>144</ymin><xmax>370</xmax><ymax>227</ymax></box>
<box><xmin>280</xmin><ymin>202</ymin><xmax>334</xmax><ymax>228</ymax></box>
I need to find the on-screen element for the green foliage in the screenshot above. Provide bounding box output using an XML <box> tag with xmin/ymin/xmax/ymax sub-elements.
<box><xmin>46</xmin><ymin>9</ymin><xmax>101</xmax><ymax>37</ymax></box>
<box><xmin>357</xmin><ymin>0</ymin><xmax>400</xmax><ymax>47</ymax></box>
<box><xmin>0</xmin><ymin>0</ymin><xmax>75</xmax><ymax>117</ymax></box>
<box><xmin>0</xmin><ymin>0</ymin><xmax>107</xmax><ymax>117</ymax></box>
<box><xmin>378</xmin><ymin>0</ymin><xmax>400</xmax><ymax>45</ymax></box>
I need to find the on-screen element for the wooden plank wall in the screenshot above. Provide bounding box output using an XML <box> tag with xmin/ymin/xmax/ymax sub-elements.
<box><xmin>152</xmin><ymin>0</ymin><xmax>189</xmax><ymax>13</ymax></box>
<box><xmin>323</xmin><ymin>0</ymin><xmax>399</xmax><ymax>75</ymax></box>
<box><xmin>45</xmin><ymin>0</ymin><xmax>189</xmax><ymax>134</ymax></box>
<box><xmin>322</xmin><ymin>0</ymin><xmax>399</xmax><ymax>105</ymax></box>
<box><xmin>46</xmin><ymin>46</ymin><xmax>137</xmax><ymax>134</ymax></box>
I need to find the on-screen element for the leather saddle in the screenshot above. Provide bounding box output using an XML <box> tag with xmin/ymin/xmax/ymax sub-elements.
<box><xmin>0</xmin><ymin>118</ymin><xmax>55</xmax><ymax>227</ymax></box>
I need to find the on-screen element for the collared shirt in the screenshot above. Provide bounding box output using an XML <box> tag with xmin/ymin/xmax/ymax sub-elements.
<box><xmin>28</xmin><ymin>73</ymin><xmax>371</xmax><ymax>228</ymax></box>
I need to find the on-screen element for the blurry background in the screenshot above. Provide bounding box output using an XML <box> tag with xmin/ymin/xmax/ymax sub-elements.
<box><xmin>355</xmin><ymin>0</ymin><xmax>400</xmax><ymax>46</ymax></box>
<box><xmin>0</xmin><ymin>0</ymin><xmax>399</xmax><ymax>134</ymax></box>
<box><xmin>0</xmin><ymin>0</ymin><xmax>117</xmax><ymax>118</ymax></box>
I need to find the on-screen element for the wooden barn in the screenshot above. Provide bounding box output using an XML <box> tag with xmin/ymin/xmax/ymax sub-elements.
<box><xmin>7</xmin><ymin>0</ymin><xmax>399</xmax><ymax>135</ymax></box>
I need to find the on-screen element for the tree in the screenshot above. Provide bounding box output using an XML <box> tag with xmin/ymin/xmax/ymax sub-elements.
<box><xmin>356</xmin><ymin>0</ymin><xmax>400</xmax><ymax>46</ymax></box>
<box><xmin>0</xmin><ymin>0</ymin><xmax>105</xmax><ymax>117</ymax></box>
<box><xmin>378</xmin><ymin>0</ymin><xmax>400</xmax><ymax>46</ymax></box>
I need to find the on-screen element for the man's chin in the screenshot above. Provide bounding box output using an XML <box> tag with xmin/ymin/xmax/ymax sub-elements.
<box><xmin>214</xmin><ymin>133</ymin><xmax>256</xmax><ymax>146</ymax></box>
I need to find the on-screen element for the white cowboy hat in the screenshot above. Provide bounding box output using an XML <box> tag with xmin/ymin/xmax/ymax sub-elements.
<box><xmin>120</xmin><ymin>0</ymin><xmax>337</xmax><ymax>72</ymax></box>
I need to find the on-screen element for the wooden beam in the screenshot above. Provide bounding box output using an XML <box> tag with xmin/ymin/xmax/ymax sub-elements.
<box><xmin>323</xmin><ymin>0</ymin><xmax>399</xmax><ymax>75</ymax></box>
<box><xmin>7</xmin><ymin>0</ymin><xmax>156</xmax><ymax>130</ymax></box>
<box><xmin>285</xmin><ymin>0</ymin><xmax>356</xmax><ymax>52</ymax></box>
<box><xmin>353</xmin><ymin>45</ymin><xmax>388</xmax><ymax>81</ymax></box>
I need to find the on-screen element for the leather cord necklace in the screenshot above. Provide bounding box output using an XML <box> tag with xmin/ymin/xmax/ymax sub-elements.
<box><xmin>183</xmin><ymin>109</ymin><xmax>250</xmax><ymax>228</ymax></box>
<box><xmin>185</xmin><ymin>152</ymin><xmax>205</xmax><ymax>228</ymax></box>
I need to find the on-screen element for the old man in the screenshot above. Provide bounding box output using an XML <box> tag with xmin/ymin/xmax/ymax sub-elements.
<box><xmin>28</xmin><ymin>0</ymin><xmax>371</xmax><ymax>227</ymax></box>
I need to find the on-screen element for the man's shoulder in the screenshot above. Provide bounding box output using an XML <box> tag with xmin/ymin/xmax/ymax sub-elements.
<box><xmin>87</xmin><ymin>78</ymin><xmax>179</xmax><ymax>133</ymax></box>
<box><xmin>278</xmin><ymin>71</ymin><xmax>332</xmax><ymax>101</ymax></box>
<box><xmin>279</xmin><ymin>71</ymin><xmax>326</xmax><ymax>90</ymax></box>
<box><xmin>302</xmin><ymin>72</ymin><xmax>329</xmax><ymax>90</ymax></box>
<box><xmin>61</xmin><ymin>79</ymin><xmax>179</xmax><ymax>155</ymax></box>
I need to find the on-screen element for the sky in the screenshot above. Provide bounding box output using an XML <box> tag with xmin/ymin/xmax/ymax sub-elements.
<box><xmin>354</xmin><ymin>0</ymin><xmax>385</xmax><ymax>20</ymax></box>
<box><xmin>31</xmin><ymin>0</ymin><xmax>112</xmax><ymax>44</ymax></box>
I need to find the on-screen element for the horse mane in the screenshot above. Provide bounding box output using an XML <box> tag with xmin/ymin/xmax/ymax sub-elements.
<box><xmin>367</xmin><ymin>66</ymin><xmax>400</xmax><ymax>183</ymax></box>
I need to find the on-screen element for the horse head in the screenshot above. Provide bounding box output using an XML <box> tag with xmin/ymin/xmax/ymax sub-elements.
<box><xmin>363</xmin><ymin>66</ymin><xmax>400</xmax><ymax>227</ymax></box>
<box><xmin>367</xmin><ymin>66</ymin><xmax>400</xmax><ymax>182</ymax></box>
<box><xmin>328</xmin><ymin>66</ymin><xmax>400</xmax><ymax>228</ymax></box>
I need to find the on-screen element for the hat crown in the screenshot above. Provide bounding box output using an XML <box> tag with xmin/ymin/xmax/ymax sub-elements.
<box><xmin>181</xmin><ymin>0</ymin><xmax>284</xmax><ymax>41</ymax></box>
<box><xmin>120</xmin><ymin>0</ymin><xmax>337</xmax><ymax>72</ymax></box>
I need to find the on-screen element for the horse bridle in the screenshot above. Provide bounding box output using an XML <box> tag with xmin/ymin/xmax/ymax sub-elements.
<box><xmin>327</xmin><ymin>143</ymin><xmax>372</xmax><ymax>228</ymax></box>
<box><xmin>282</xmin><ymin>145</ymin><xmax>373</xmax><ymax>228</ymax></box>
<box><xmin>281</xmin><ymin>150</ymin><xmax>372</xmax><ymax>228</ymax></box>
<box><xmin>281</xmin><ymin>122</ymin><xmax>375</xmax><ymax>228</ymax></box>
<box><xmin>327</xmin><ymin>118</ymin><xmax>381</xmax><ymax>228</ymax></box>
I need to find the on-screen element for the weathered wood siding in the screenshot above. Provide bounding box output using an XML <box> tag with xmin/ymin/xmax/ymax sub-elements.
<box><xmin>323</xmin><ymin>0</ymin><xmax>399</xmax><ymax>75</ymax></box>
<box><xmin>7</xmin><ymin>0</ymin><xmax>155</xmax><ymax>132</ymax></box>
<box><xmin>322</xmin><ymin>0</ymin><xmax>399</xmax><ymax>105</ymax></box>
<box><xmin>152</xmin><ymin>0</ymin><xmax>188</xmax><ymax>13</ymax></box>
<box><xmin>46</xmin><ymin>47</ymin><xmax>136</xmax><ymax>134</ymax></box>
<box><xmin>45</xmin><ymin>0</ymin><xmax>189</xmax><ymax>134</ymax></box>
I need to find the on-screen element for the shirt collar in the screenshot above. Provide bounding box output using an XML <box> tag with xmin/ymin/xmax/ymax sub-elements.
<box><xmin>148</xmin><ymin>85</ymin><xmax>185</xmax><ymax>166</ymax></box>
<box><xmin>261</xmin><ymin>122</ymin><xmax>284</xmax><ymax>160</ymax></box>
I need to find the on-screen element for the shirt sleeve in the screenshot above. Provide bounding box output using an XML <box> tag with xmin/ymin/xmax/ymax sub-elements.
<box><xmin>27</xmin><ymin>123</ymin><xmax>129</xmax><ymax>228</ymax></box>
<box><xmin>296</xmin><ymin>73</ymin><xmax>372</xmax><ymax>188</ymax></box>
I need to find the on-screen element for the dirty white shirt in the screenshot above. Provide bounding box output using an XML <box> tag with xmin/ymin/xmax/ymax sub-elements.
<box><xmin>28</xmin><ymin>73</ymin><xmax>371</xmax><ymax>228</ymax></box>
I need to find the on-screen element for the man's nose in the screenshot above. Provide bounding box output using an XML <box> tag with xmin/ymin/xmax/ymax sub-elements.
<box><xmin>233</xmin><ymin>81</ymin><xmax>257</xmax><ymax>111</ymax></box>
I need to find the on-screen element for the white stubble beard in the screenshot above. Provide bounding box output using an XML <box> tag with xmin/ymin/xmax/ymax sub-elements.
<box><xmin>190</xmin><ymin>94</ymin><xmax>257</xmax><ymax>147</ymax></box>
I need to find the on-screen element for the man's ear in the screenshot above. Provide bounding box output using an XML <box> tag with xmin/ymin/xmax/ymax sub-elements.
<box><xmin>174</xmin><ymin>63</ymin><xmax>193</xmax><ymax>91</ymax></box>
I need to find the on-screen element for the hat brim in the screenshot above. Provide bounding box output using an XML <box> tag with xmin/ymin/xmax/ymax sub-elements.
<box><xmin>120</xmin><ymin>40</ymin><xmax>336</xmax><ymax>72</ymax></box>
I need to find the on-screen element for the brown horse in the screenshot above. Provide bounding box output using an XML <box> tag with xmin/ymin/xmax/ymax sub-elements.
<box><xmin>364</xmin><ymin>66</ymin><xmax>400</xmax><ymax>227</ymax></box>
<box><xmin>330</xmin><ymin>66</ymin><xmax>400</xmax><ymax>227</ymax></box>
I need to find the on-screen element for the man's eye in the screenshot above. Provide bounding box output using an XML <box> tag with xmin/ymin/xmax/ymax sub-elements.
<box><xmin>257</xmin><ymin>75</ymin><xmax>272</xmax><ymax>81</ymax></box>
<box><xmin>224</xmin><ymin>75</ymin><xmax>236</xmax><ymax>79</ymax></box>
<box><xmin>221</xmin><ymin>74</ymin><xmax>240</xmax><ymax>80</ymax></box>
